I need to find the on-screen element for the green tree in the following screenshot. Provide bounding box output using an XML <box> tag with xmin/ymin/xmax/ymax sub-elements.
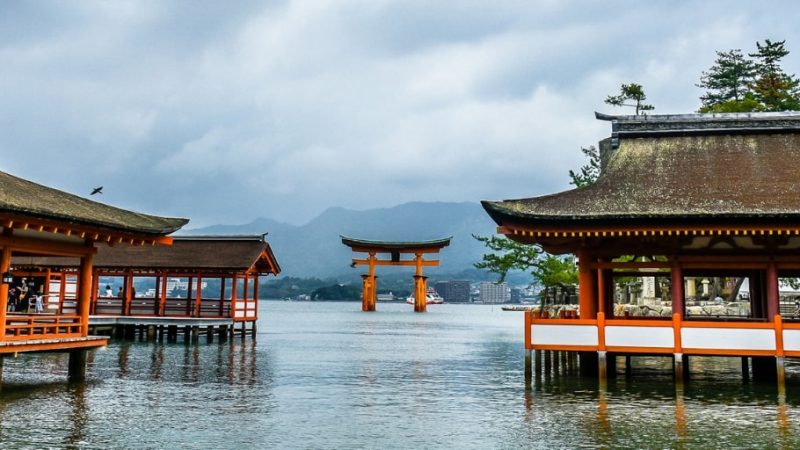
<box><xmin>472</xmin><ymin>234</ymin><xmax>577</xmax><ymax>286</ymax></box>
<box><xmin>749</xmin><ymin>39</ymin><xmax>800</xmax><ymax>111</ymax></box>
<box><xmin>697</xmin><ymin>49</ymin><xmax>757</xmax><ymax>112</ymax></box>
<box><xmin>568</xmin><ymin>146</ymin><xmax>600</xmax><ymax>188</ymax></box>
<box><xmin>605</xmin><ymin>83</ymin><xmax>655</xmax><ymax>115</ymax></box>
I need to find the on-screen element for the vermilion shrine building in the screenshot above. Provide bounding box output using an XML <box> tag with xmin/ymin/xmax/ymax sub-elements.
<box><xmin>0</xmin><ymin>170</ymin><xmax>187</xmax><ymax>380</ymax></box>
<box><xmin>483</xmin><ymin>112</ymin><xmax>800</xmax><ymax>381</ymax></box>
<box><xmin>15</xmin><ymin>235</ymin><xmax>280</xmax><ymax>339</ymax></box>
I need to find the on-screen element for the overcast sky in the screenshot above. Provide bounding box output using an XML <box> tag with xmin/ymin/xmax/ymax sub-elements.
<box><xmin>2</xmin><ymin>1</ymin><xmax>800</xmax><ymax>228</ymax></box>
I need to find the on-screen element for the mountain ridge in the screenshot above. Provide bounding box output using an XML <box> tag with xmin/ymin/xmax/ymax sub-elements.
<box><xmin>179</xmin><ymin>201</ymin><xmax>511</xmax><ymax>280</ymax></box>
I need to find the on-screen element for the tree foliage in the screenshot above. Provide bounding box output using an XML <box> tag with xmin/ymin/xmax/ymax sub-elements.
<box><xmin>698</xmin><ymin>39</ymin><xmax>800</xmax><ymax>112</ymax></box>
<box><xmin>605</xmin><ymin>83</ymin><xmax>655</xmax><ymax>115</ymax></box>
<box><xmin>568</xmin><ymin>146</ymin><xmax>601</xmax><ymax>188</ymax></box>
<box><xmin>697</xmin><ymin>49</ymin><xmax>756</xmax><ymax>112</ymax></box>
<box><xmin>472</xmin><ymin>234</ymin><xmax>577</xmax><ymax>287</ymax></box>
<box><xmin>750</xmin><ymin>39</ymin><xmax>800</xmax><ymax>111</ymax></box>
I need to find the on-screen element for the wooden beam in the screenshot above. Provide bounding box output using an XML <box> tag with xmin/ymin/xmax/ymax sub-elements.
<box><xmin>0</xmin><ymin>235</ymin><xmax>96</xmax><ymax>257</ymax></box>
<box><xmin>350</xmin><ymin>259</ymin><xmax>440</xmax><ymax>267</ymax></box>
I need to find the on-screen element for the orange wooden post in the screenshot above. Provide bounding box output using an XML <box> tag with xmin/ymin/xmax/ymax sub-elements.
<box><xmin>577</xmin><ymin>248</ymin><xmax>597</xmax><ymax>319</ymax></box>
<box><xmin>242</xmin><ymin>274</ymin><xmax>251</xmax><ymax>318</ymax></box>
<box><xmin>196</xmin><ymin>275</ymin><xmax>206</xmax><ymax>318</ymax></box>
<box><xmin>229</xmin><ymin>274</ymin><xmax>238</xmax><ymax>319</ymax></box>
<box><xmin>367</xmin><ymin>252</ymin><xmax>377</xmax><ymax>311</ymax></box>
<box><xmin>671</xmin><ymin>262</ymin><xmax>684</xmax><ymax>317</ymax></box>
<box><xmin>159</xmin><ymin>271</ymin><xmax>168</xmax><ymax>316</ymax></box>
<box><xmin>252</xmin><ymin>274</ymin><xmax>260</xmax><ymax>321</ymax></box>
<box><xmin>59</xmin><ymin>270</ymin><xmax>67</xmax><ymax>314</ymax></box>
<box><xmin>78</xmin><ymin>252</ymin><xmax>94</xmax><ymax>336</ymax></box>
<box><xmin>123</xmin><ymin>270</ymin><xmax>133</xmax><ymax>315</ymax></box>
<box><xmin>89</xmin><ymin>267</ymin><xmax>98</xmax><ymax>315</ymax></box>
<box><xmin>767</xmin><ymin>262</ymin><xmax>779</xmax><ymax>320</ymax></box>
<box><xmin>197</xmin><ymin>275</ymin><xmax>204</xmax><ymax>317</ymax></box>
<box><xmin>414</xmin><ymin>253</ymin><xmax>427</xmax><ymax>312</ymax></box>
<box><xmin>524</xmin><ymin>311</ymin><xmax>532</xmax><ymax>350</ymax></box>
<box><xmin>0</xmin><ymin>245</ymin><xmax>11</xmax><ymax>338</ymax></box>
<box><xmin>361</xmin><ymin>275</ymin><xmax>371</xmax><ymax>312</ymax></box>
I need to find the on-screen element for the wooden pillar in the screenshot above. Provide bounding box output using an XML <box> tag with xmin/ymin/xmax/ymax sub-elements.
<box><xmin>671</xmin><ymin>262</ymin><xmax>684</xmax><ymax>317</ymax></box>
<box><xmin>414</xmin><ymin>275</ymin><xmax>428</xmax><ymax>313</ymax></box>
<box><xmin>413</xmin><ymin>253</ymin><xmax>427</xmax><ymax>313</ymax></box>
<box><xmin>0</xmin><ymin>245</ymin><xmax>11</xmax><ymax>339</ymax></box>
<box><xmin>767</xmin><ymin>262</ymin><xmax>779</xmax><ymax>320</ymax></box>
<box><xmin>524</xmin><ymin>349</ymin><xmax>532</xmax><ymax>385</ymax></box>
<box><xmin>577</xmin><ymin>248</ymin><xmax>597</xmax><ymax>319</ymax></box>
<box><xmin>158</xmin><ymin>271</ymin><xmax>168</xmax><ymax>316</ymax></box>
<box><xmin>361</xmin><ymin>275</ymin><xmax>372</xmax><ymax>312</ymax></box>
<box><xmin>123</xmin><ymin>270</ymin><xmax>133</xmax><ymax>316</ymax></box>
<box><xmin>197</xmin><ymin>275</ymin><xmax>204</xmax><ymax>317</ymax></box>
<box><xmin>78</xmin><ymin>251</ymin><xmax>94</xmax><ymax>336</ymax></box>
<box><xmin>367</xmin><ymin>252</ymin><xmax>377</xmax><ymax>311</ymax></box>
<box><xmin>89</xmin><ymin>268</ymin><xmax>98</xmax><ymax>315</ymax></box>
<box><xmin>227</xmin><ymin>275</ymin><xmax>237</xmax><ymax>320</ymax></box>
<box><xmin>68</xmin><ymin>349</ymin><xmax>87</xmax><ymax>381</ymax></box>
<box><xmin>252</xmin><ymin>274</ymin><xmax>260</xmax><ymax>320</ymax></box>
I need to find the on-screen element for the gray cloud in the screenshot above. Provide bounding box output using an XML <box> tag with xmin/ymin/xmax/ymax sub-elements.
<box><xmin>2</xmin><ymin>1</ymin><xmax>799</xmax><ymax>227</ymax></box>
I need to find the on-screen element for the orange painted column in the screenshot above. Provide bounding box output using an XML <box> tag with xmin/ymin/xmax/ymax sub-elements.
<box><xmin>0</xmin><ymin>245</ymin><xmax>11</xmax><ymax>338</ymax></box>
<box><xmin>671</xmin><ymin>262</ymin><xmax>684</xmax><ymax>318</ymax></box>
<box><xmin>78</xmin><ymin>252</ymin><xmax>94</xmax><ymax>336</ymax></box>
<box><xmin>361</xmin><ymin>275</ymin><xmax>371</xmax><ymax>311</ymax></box>
<box><xmin>159</xmin><ymin>272</ymin><xmax>168</xmax><ymax>316</ymax></box>
<box><xmin>413</xmin><ymin>275</ymin><xmax>427</xmax><ymax>312</ymax></box>
<box><xmin>253</xmin><ymin>274</ymin><xmax>260</xmax><ymax>320</ymax></box>
<box><xmin>767</xmin><ymin>262</ymin><xmax>779</xmax><ymax>320</ymax></box>
<box><xmin>577</xmin><ymin>248</ymin><xmax>597</xmax><ymax>319</ymax></box>
<box><xmin>413</xmin><ymin>253</ymin><xmax>426</xmax><ymax>312</ymax></box>
<box><xmin>123</xmin><ymin>270</ymin><xmax>133</xmax><ymax>315</ymax></box>
<box><xmin>367</xmin><ymin>252</ymin><xmax>377</xmax><ymax>311</ymax></box>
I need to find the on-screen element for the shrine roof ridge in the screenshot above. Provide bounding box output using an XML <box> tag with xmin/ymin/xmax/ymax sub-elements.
<box><xmin>596</xmin><ymin>111</ymin><xmax>800</xmax><ymax>146</ymax></box>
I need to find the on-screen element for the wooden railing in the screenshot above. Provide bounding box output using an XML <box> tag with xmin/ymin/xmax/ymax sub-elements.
<box><xmin>92</xmin><ymin>297</ymin><xmax>235</xmax><ymax>318</ymax></box>
<box><xmin>526</xmin><ymin>312</ymin><xmax>800</xmax><ymax>358</ymax></box>
<box><xmin>5</xmin><ymin>314</ymin><xmax>83</xmax><ymax>340</ymax></box>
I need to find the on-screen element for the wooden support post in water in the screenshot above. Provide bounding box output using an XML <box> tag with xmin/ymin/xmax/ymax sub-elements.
<box><xmin>742</xmin><ymin>357</ymin><xmax>750</xmax><ymax>382</ymax></box>
<box><xmin>625</xmin><ymin>355</ymin><xmax>632</xmax><ymax>377</ymax></box>
<box><xmin>534</xmin><ymin>350</ymin><xmax>542</xmax><ymax>378</ymax></box>
<box><xmin>252</xmin><ymin>321</ymin><xmax>257</xmax><ymax>336</ymax></box>
<box><xmin>553</xmin><ymin>350</ymin><xmax>561</xmax><ymax>376</ymax></box>
<box><xmin>207</xmin><ymin>326</ymin><xmax>214</xmax><ymax>343</ymax></box>
<box><xmin>184</xmin><ymin>326</ymin><xmax>191</xmax><ymax>342</ymax></box>
<box><xmin>68</xmin><ymin>349</ymin><xmax>87</xmax><ymax>382</ymax></box>
<box><xmin>191</xmin><ymin>326</ymin><xmax>200</xmax><ymax>343</ymax></box>
<box><xmin>598</xmin><ymin>351</ymin><xmax>608</xmax><ymax>382</ymax></box>
<box><xmin>777</xmin><ymin>356</ymin><xmax>786</xmax><ymax>388</ymax></box>
<box><xmin>674</xmin><ymin>353</ymin><xmax>684</xmax><ymax>383</ymax></box>
<box><xmin>544</xmin><ymin>350</ymin><xmax>552</xmax><ymax>377</ymax></box>
<box><xmin>147</xmin><ymin>325</ymin><xmax>156</xmax><ymax>342</ymax></box>
<box><xmin>524</xmin><ymin>349</ymin><xmax>532</xmax><ymax>386</ymax></box>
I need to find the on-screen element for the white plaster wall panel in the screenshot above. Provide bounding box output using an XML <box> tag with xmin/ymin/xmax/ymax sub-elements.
<box><xmin>605</xmin><ymin>326</ymin><xmax>673</xmax><ymax>348</ymax></box>
<box><xmin>682</xmin><ymin>328</ymin><xmax>775</xmax><ymax>351</ymax></box>
<box><xmin>531</xmin><ymin>325</ymin><xmax>598</xmax><ymax>346</ymax></box>
<box><xmin>782</xmin><ymin>329</ymin><xmax>800</xmax><ymax>352</ymax></box>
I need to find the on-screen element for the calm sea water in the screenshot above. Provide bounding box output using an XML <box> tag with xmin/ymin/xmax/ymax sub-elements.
<box><xmin>1</xmin><ymin>301</ymin><xmax>799</xmax><ymax>448</ymax></box>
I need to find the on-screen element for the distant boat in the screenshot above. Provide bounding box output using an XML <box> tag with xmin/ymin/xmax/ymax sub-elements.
<box><xmin>406</xmin><ymin>287</ymin><xmax>444</xmax><ymax>305</ymax></box>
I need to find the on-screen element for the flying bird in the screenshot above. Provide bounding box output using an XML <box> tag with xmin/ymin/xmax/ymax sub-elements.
<box><xmin>90</xmin><ymin>186</ymin><xmax>103</xmax><ymax>195</ymax></box>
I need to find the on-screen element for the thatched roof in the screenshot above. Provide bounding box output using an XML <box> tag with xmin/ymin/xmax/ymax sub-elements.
<box><xmin>0</xmin><ymin>170</ymin><xmax>187</xmax><ymax>235</ymax></box>
<box><xmin>483</xmin><ymin>112</ymin><xmax>800</xmax><ymax>229</ymax></box>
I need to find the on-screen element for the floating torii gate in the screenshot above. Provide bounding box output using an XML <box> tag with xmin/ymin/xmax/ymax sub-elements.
<box><xmin>341</xmin><ymin>236</ymin><xmax>451</xmax><ymax>312</ymax></box>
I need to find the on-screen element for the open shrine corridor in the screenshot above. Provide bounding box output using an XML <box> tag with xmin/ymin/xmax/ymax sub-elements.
<box><xmin>0</xmin><ymin>301</ymin><xmax>799</xmax><ymax>448</ymax></box>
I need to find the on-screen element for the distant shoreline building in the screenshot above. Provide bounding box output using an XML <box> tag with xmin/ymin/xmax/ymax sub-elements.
<box><xmin>434</xmin><ymin>280</ymin><xmax>470</xmax><ymax>303</ymax></box>
<box><xmin>479</xmin><ymin>281</ymin><xmax>510</xmax><ymax>304</ymax></box>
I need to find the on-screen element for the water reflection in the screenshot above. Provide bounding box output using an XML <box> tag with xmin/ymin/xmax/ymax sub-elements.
<box><xmin>521</xmin><ymin>354</ymin><xmax>800</xmax><ymax>448</ymax></box>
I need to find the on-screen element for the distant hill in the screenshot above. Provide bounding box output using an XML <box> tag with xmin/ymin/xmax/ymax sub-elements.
<box><xmin>180</xmin><ymin>201</ymin><xmax>530</xmax><ymax>283</ymax></box>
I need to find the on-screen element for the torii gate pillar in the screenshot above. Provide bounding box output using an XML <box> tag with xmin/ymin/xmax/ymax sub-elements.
<box><xmin>413</xmin><ymin>275</ymin><xmax>428</xmax><ymax>313</ymax></box>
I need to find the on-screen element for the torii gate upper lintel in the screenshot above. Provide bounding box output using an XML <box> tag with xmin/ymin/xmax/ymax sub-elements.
<box><xmin>340</xmin><ymin>236</ymin><xmax>452</xmax><ymax>312</ymax></box>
